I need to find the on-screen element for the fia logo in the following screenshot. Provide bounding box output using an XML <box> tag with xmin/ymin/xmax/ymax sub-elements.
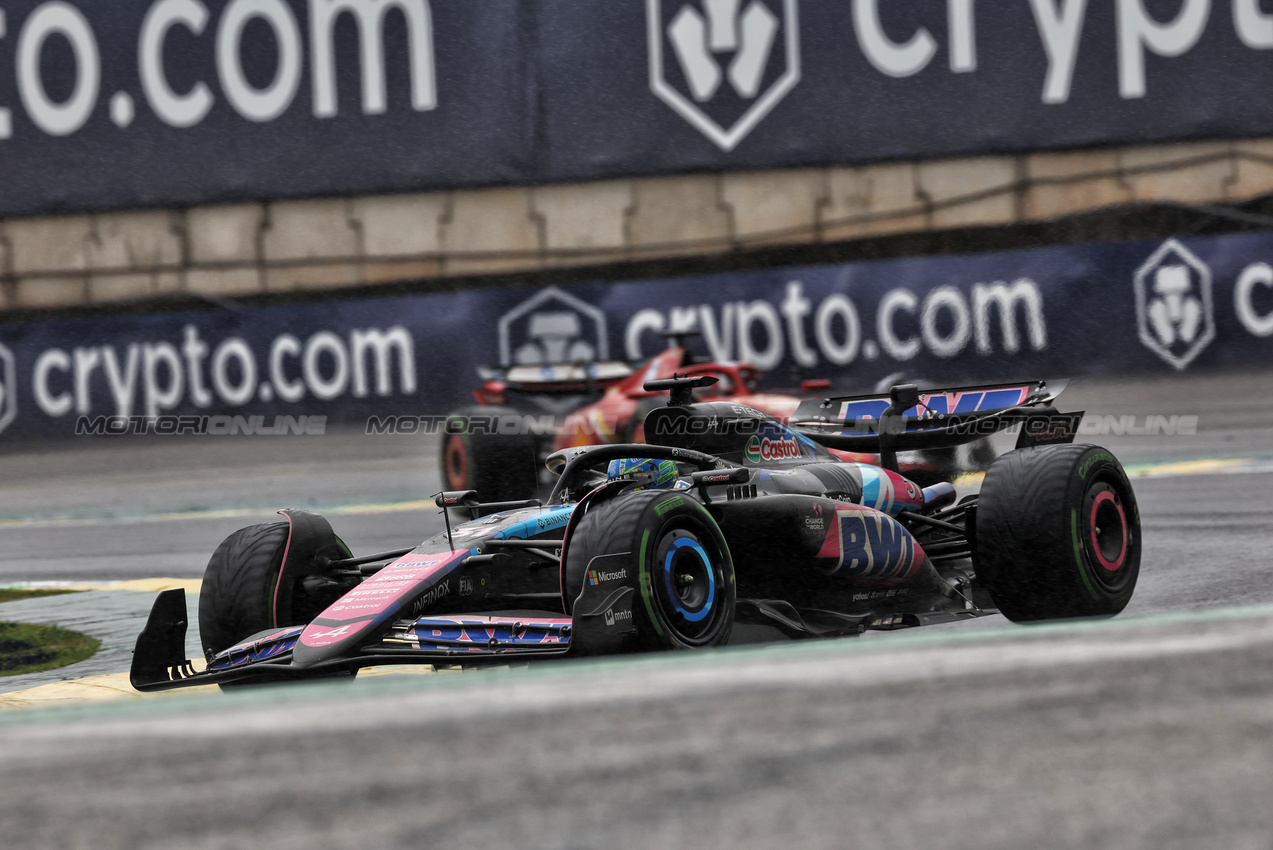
<box><xmin>497</xmin><ymin>287</ymin><xmax>609</xmax><ymax>367</ymax></box>
<box><xmin>647</xmin><ymin>0</ymin><xmax>801</xmax><ymax>151</ymax></box>
<box><xmin>459</xmin><ymin>575</ymin><xmax>474</xmax><ymax>597</ymax></box>
<box><xmin>0</xmin><ymin>342</ymin><xmax>15</xmax><ymax>437</ymax></box>
<box><xmin>1134</xmin><ymin>239</ymin><xmax>1215</xmax><ymax>371</ymax></box>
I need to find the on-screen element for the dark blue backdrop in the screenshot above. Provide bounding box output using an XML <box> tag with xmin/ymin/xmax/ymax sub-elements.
<box><xmin>2</xmin><ymin>229</ymin><xmax>1272</xmax><ymax>442</ymax></box>
<box><xmin>1</xmin><ymin>0</ymin><xmax>1272</xmax><ymax>216</ymax></box>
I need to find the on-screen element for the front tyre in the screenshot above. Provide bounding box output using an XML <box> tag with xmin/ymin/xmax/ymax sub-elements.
<box><xmin>198</xmin><ymin>517</ymin><xmax>351</xmax><ymax>659</ymax></box>
<box><xmin>975</xmin><ymin>444</ymin><xmax>1140</xmax><ymax>622</ymax></box>
<box><xmin>564</xmin><ymin>490</ymin><xmax>735</xmax><ymax>650</ymax></box>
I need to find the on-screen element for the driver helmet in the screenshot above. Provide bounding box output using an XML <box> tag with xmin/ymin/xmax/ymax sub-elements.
<box><xmin>607</xmin><ymin>457</ymin><xmax>678</xmax><ymax>490</ymax></box>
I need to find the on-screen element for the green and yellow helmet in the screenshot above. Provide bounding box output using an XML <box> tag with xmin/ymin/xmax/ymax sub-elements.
<box><xmin>606</xmin><ymin>457</ymin><xmax>678</xmax><ymax>490</ymax></box>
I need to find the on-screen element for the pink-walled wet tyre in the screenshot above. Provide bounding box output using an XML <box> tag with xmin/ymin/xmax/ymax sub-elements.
<box><xmin>974</xmin><ymin>444</ymin><xmax>1140</xmax><ymax>622</ymax></box>
<box><xmin>199</xmin><ymin>519</ymin><xmax>351</xmax><ymax>659</ymax></box>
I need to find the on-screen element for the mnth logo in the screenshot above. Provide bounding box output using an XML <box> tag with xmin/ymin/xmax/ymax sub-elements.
<box><xmin>0</xmin><ymin>342</ymin><xmax>15</xmax><ymax>437</ymax></box>
<box><xmin>1134</xmin><ymin>239</ymin><xmax>1216</xmax><ymax>371</ymax></box>
<box><xmin>603</xmin><ymin>607</ymin><xmax>633</xmax><ymax>627</ymax></box>
<box><xmin>647</xmin><ymin>0</ymin><xmax>801</xmax><ymax>151</ymax></box>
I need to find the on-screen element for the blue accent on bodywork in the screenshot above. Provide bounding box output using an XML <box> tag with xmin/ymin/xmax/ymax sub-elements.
<box><xmin>861</xmin><ymin>466</ymin><xmax>884</xmax><ymax>506</ymax></box>
<box><xmin>407</xmin><ymin>617</ymin><xmax>572</xmax><ymax>650</ymax></box>
<box><xmin>208</xmin><ymin>626</ymin><xmax>304</xmax><ymax>670</ymax></box>
<box><xmin>492</xmin><ymin>506</ymin><xmax>574</xmax><ymax>540</ymax></box>
<box><xmin>837</xmin><ymin>386</ymin><xmax>1032</xmax><ymax>424</ymax></box>
<box><xmin>857</xmin><ymin>465</ymin><xmax>916</xmax><ymax>516</ymax></box>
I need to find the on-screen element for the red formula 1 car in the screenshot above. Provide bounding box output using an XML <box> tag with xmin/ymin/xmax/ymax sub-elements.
<box><xmin>440</xmin><ymin>341</ymin><xmax>981</xmax><ymax>502</ymax></box>
<box><xmin>440</xmin><ymin>340</ymin><xmax>831</xmax><ymax>501</ymax></box>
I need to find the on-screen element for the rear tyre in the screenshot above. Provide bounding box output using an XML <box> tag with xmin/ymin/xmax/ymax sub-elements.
<box><xmin>563</xmin><ymin>490</ymin><xmax>735</xmax><ymax>649</ymax></box>
<box><xmin>440</xmin><ymin>406</ymin><xmax>541</xmax><ymax>503</ymax></box>
<box><xmin>198</xmin><ymin>519</ymin><xmax>351</xmax><ymax>660</ymax></box>
<box><xmin>975</xmin><ymin>444</ymin><xmax>1140</xmax><ymax>622</ymax></box>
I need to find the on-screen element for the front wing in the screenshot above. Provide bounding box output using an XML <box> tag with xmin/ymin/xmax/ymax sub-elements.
<box><xmin>130</xmin><ymin>589</ymin><xmax>574</xmax><ymax>691</ymax></box>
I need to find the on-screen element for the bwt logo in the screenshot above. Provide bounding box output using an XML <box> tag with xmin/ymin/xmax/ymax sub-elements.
<box><xmin>647</xmin><ymin>0</ymin><xmax>800</xmax><ymax>151</ymax></box>
<box><xmin>498</xmin><ymin>287</ymin><xmax>608</xmax><ymax>367</ymax></box>
<box><xmin>0</xmin><ymin>342</ymin><xmax>15</xmax><ymax>436</ymax></box>
<box><xmin>1135</xmin><ymin>239</ymin><xmax>1215</xmax><ymax>371</ymax></box>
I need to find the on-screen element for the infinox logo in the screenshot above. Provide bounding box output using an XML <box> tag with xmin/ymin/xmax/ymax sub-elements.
<box><xmin>745</xmin><ymin>426</ymin><xmax>803</xmax><ymax>463</ymax></box>
<box><xmin>419</xmin><ymin>580</ymin><xmax>450</xmax><ymax>607</ymax></box>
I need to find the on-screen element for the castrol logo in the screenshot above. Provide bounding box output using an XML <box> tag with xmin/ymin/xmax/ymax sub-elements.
<box><xmin>745</xmin><ymin>433</ymin><xmax>803</xmax><ymax>463</ymax></box>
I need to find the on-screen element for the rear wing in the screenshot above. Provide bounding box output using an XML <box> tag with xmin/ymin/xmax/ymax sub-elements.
<box><xmin>477</xmin><ymin>361</ymin><xmax>634</xmax><ymax>394</ymax></box>
<box><xmin>792</xmin><ymin>380</ymin><xmax>1082</xmax><ymax>457</ymax></box>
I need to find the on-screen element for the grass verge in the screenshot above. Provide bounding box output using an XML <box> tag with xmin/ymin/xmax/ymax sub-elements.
<box><xmin>0</xmin><ymin>622</ymin><xmax>100</xmax><ymax>677</ymax></box>
<box><xmin>0</xmin><ymin>588</ymin><xmax>79</xmax><ymax>605</ymax></box>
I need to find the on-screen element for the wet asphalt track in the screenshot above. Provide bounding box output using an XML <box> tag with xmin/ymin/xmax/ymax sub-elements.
<box><xmin>1</xmin><ymin>369</ymin><xmax>1273</xmax><ymax>848</ymax></box>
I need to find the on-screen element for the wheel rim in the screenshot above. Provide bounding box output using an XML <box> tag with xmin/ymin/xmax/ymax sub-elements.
<box><xmin>443</xmin><ymin>435</ymin><xmax>469</xmax><ymax>490</ymax></box>
<box><xmin>650</xmin><ymin>521</ymin><xmax>724</xmax><ymax>644</ymax></box>
<box><xmin>662</xmin><ymin>536</ymin><xmax>714</xmax><ymax>620</ymax></box>
<box><xmin>1084</xmin><ymin>481</ymin><xmax>1131</xmax><ymax>584</ymax></box>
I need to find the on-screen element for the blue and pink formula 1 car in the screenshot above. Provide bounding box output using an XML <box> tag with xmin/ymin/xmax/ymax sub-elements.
<box><xmin>131</xmin><ymin>377</ymin><xmax>1141</xmax><ymax>690</ymax></box>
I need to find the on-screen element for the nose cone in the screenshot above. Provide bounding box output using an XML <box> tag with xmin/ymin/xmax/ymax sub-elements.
<box><xmin>292</xmin><ymin>551</ymin><xmax>468</xmax><ymax>667</ymax></box>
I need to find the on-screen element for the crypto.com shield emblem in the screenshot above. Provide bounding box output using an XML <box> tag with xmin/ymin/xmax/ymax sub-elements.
<box><xmin>1134</xmin><ymin>239</ymin><xmax>1216</xmax><ymax>371</ymax></box>
<box><xmin>497</xmin><ymin>287</ymin><xmax>609</xmax><ymax>368</ymax></box>
<box><xmin>0</xmin><ymin>342</ymin><xmax>16</xmax><ymax>437</ymax></box>
<box><xmin>647</xmin><ymin>0</ymin><xmax>801</xmax><ymax>151</ymax></box>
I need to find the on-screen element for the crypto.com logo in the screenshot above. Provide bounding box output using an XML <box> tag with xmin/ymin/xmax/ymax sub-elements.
<box><xmin>0</xmin><ymin>342</ymin><xmax>15</xmax><ymax>436</ymax></box>
<box><xmin>1134</xmin><ymin>239</ymin><xmax>1216</xmax><ymax>371</ymax></box>
<box><xmin>647</xmin><ymin>0</ymin><xmax>801</xmax><ymax>151</ymax></box>
<box><xmin>497</xmin><ymin>287</ymin><xmax>609</xmax><ymax>367</ymax></box>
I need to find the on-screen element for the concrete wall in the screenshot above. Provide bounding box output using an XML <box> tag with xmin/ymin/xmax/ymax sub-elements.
<box><xmin>3</xmin><ymin>138</ymin><xmax>1272</xmax><ymax>312</ymax></box>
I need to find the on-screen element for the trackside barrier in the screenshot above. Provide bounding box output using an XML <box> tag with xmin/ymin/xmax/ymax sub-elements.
<box><xmin>1</xmin><ymin>230</ymin><xmax>1271</xmax><ymax>442</ymax></box>
<box><xmin>0</xmin><ymin>1</ymin><xmax>1271</xmax><ymax>216</ymax></box>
